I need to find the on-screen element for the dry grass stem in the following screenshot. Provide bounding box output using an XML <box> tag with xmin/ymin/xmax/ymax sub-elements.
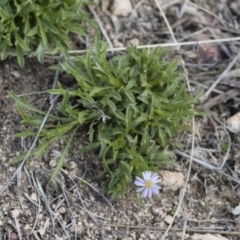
<box><xmin>102</xmin><ymin>223</ymin><xmax>240</xmax><ymax>235</ymax></box>
<box><xmin>88</xmin><ymin>6</ymin><xmax>113</xmax><ymax>49</ymax></box>
<box><xmin>0</xmin><ymin>96</ymin><xmax>58</xmax><ymax>196</ymax></box>
<box><xmin>154</xmin><ymin>1</ymin><xmax>196</xmax><ymax>239</ymax></box>
<box><xmin>175</xmin><ymin>150</ymin><xmax>240</xmax><ymax>185</ymax></box>
<box><xmin>204</xmin><ymin>52</ymin><xmax>240</xmax><ymax>98</ymax></box>
<box><xmin>62</xmin><ymin>37</ymin><xmax>240</xmax><ymax>55</ymax></box>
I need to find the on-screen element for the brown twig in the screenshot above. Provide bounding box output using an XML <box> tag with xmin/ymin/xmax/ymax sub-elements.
<box><xmin>102</xmin><ymin>223</ymin><xmax>240</xmax><ymax>235</ymax></box>
<box><xmin>204</xmin><ymin>52</ymin><xmax>240</xmax><ymax>98</ymax></box>
<box><xmin>204</xmin><ymin>89</ymin><xmax>240</xmax><ymax>109</ymax></box>
<box><xmin>192</xmin><ymin>20</ymin><xmax>240</xmax><ymax>36</ymax></box>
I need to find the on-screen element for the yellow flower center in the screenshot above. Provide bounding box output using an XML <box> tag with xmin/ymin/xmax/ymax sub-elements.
<box><xmin>145</xmin><ymin>180</ymin><xmax>153</xmax><ymax>189</ymax></box>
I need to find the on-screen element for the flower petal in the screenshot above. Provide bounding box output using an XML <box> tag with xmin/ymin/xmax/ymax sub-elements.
<box><xmin>134</xmin><ymin>177</ymin><xmax>145</xmax><ymax>186</ymax></box>
<box><xmin>148</xmin><ymin>188</ymin><xmax>152</xmax><ymax>198</ymax></box>
<box><xmin>142</xmin><ymin>171</ymin><xmax>152</xmax><ymax>181</ymax></box>
<box><xmin>153</xmin><ymin>179</ymin><xmax>161</xmax><ymax>184</ymax></box>
<box><xmin>141</xmin><ymin>188</ymin><xmax>149</xmax><ymax>198</ymax></box>
<box><xmin>151</xmin><ymin>174</ymin><xmax>161</xmax><ymax>183</ymax></box>
<box><xmin>152</xmin><ymin>183</ymin><xmax>161</xmax><ymax>190</ymax></box>
<box><xmin>151</xmin><ymin>173</ymin><xmax>158</xmax><ymax>179</ymax></box>
<box><xmin>151</xmin><ymin>186</ymin><xmax>160</xmax><ymax>195</ymax></box>
<box><xmin>136</xmin><ymin>186</ymin><xmax>145</xmax><ymax>192</ymax></box>
<box><xmin>134</xmin><ymin>181</ymin><xmax>145</xmax><ymax>187</ymax></box>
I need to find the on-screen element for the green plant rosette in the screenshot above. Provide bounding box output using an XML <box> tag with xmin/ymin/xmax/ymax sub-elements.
<box><xmin>0</xmin><ymin>0</ymin><xmax>93</xmax><ymax>66</ymax></box>
<box><xmin>10</xmin><ymin>42</ymin><xmax>199</xmax><ymax>199</ymax></box>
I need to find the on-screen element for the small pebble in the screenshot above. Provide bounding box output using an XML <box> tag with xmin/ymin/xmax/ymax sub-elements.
<box><xmin>164</xmin><ymin>215</ymin><xmax>174</xmax><ymax>225</ymax></box>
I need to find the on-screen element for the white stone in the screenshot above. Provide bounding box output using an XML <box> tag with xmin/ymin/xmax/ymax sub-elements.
<box><xmin>160</xmin><ymin>170</ymin><xmax>184</xmax><ymax>191</ymax></box>
<box><xmin>191</xmin><ymin>233</ymin><xmax>229</xmax><ymax>240</ymax></box>
<box><xmin>232</xmin><ymin>204</ymin><xmax>240</xmax><ymax>215</ymax></box>
<box><xmin>164</xmin><ymin>215</ymin><xmax>174</xmax><ymax>225</ymax></box>
<box><xmin>112</xmin><ymin>0</ymin><xmax>132</xmax><ymax>17</ymax></box>
<box><xmin>227</xmin><ymin>112</ymin><xmax>240</xmax><ymax>133</ymax></box>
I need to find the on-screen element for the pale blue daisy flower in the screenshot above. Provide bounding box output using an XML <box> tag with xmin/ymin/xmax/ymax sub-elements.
<box><xmin>134</xmin><ymin>171</ymin><xmax>161</xmax><ymax>199</ymax></box>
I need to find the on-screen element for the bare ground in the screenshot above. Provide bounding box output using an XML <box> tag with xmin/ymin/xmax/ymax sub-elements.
<box><xmin>1</xmin><ymin>0</ymin><xmax>240</xmax><ymax>239</ymax></box>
